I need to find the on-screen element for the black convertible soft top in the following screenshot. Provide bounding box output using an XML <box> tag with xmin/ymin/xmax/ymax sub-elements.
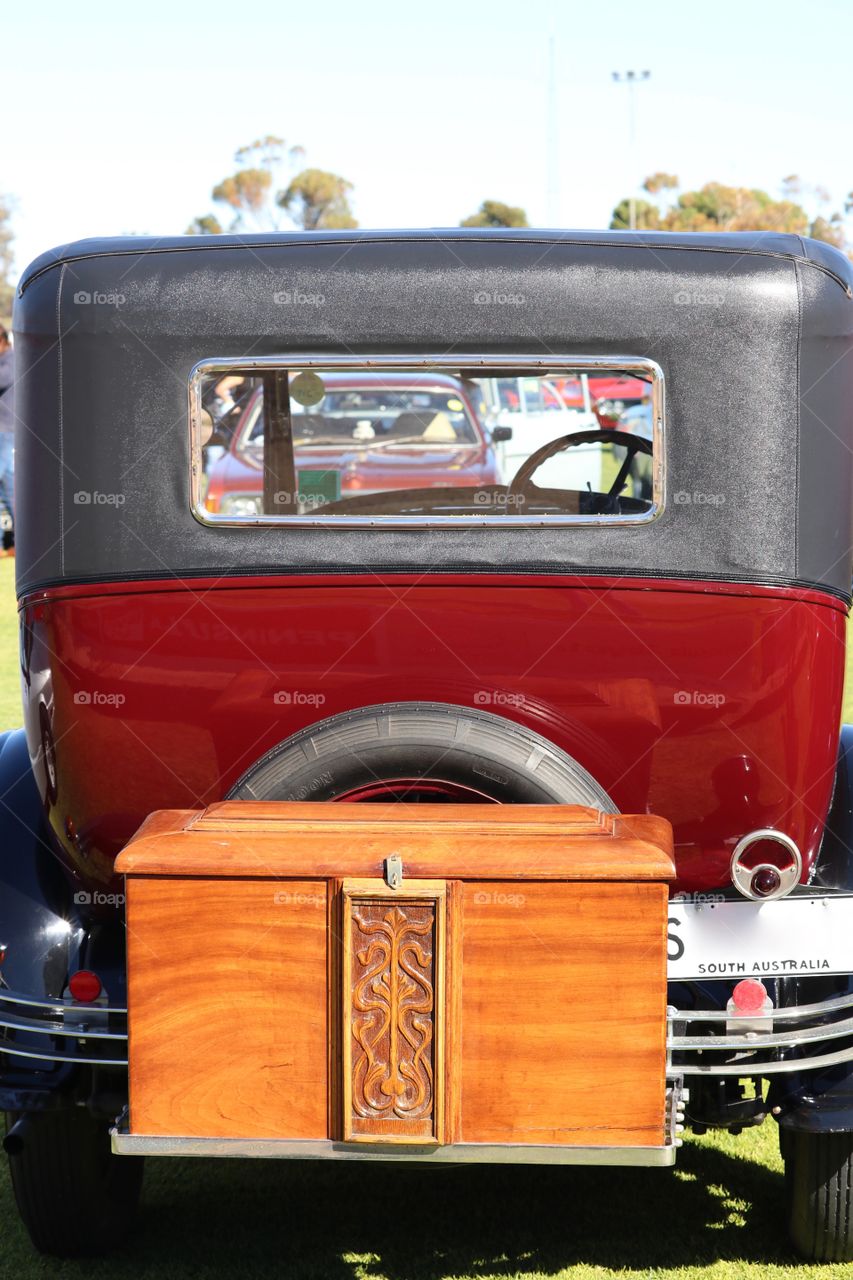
<box><xmin>12</xmin><ymin>229</ymin><xmax>853</xmax><ymax>599</ymax></box>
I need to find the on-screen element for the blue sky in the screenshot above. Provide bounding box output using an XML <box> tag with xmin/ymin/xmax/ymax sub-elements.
<box><xmin>3</xmin><ymin>0</ymin><xmax>853</xmax><ymax>277</ymax></box>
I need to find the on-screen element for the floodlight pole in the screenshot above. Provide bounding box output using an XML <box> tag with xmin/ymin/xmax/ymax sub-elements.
<box><xmin>546</xmin><ymin>36</ymin><xmax>559</xmax><ymax>226</ymax></box>
<box><xmin>612</xmin><ymin>70</ymin><xmax>651</xmax><ymax>230</ymax></box>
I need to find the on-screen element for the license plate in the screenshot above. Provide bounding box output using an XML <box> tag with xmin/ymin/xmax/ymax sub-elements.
<box><xmin>667</xmin><ymin>895</ymin><xmax>853</xmax><ymax>981</ymax></box>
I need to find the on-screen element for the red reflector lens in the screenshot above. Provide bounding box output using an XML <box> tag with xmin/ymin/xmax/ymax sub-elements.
<box><xmin>750</xmin><ymin>865</ymin><xmax>782</xmax><ymax>898</ymax></box>
<box><xmin>68</xmin><ymin>970</ymin><xmax>102</xmax><ymax>1002</ymax></box>
<box><xmin>731</xmin><ymin>978</ymin><xmax>768</xmax><ymax>1014</ymax></box>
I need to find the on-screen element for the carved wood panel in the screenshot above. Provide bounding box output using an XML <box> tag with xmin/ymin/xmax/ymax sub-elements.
<box><xmin>342</xmin><ymin>881</ymin><xmax>446</xmax><ymax>1142</ymax></box>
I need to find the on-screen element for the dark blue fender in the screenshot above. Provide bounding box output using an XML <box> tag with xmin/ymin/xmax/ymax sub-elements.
<box><xmin>0</xmin><ymin>729</ymin><xmax>127</xmax><ymax>1112</ymax></box>
<box><xmin>773</xmin><ymin>725</ymin><xmax>853</xmax><ymax>1134</ymax></box>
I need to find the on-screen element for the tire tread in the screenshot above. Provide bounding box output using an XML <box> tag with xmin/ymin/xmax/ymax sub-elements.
<box><xmin>786</xmin><ymin>1127</ymin><xmax>853</xmax><ymax>1262</ymax></box>
<box><xmin>5</xmin><ymin>1109</ymin><xmax>143</xmax><ymax>1257</ymax></box>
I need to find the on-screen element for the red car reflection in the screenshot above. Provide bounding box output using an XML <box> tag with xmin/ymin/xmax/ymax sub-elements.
<box><xmin>204</xmin><ymin>373</ymin><xmax>503</xmax><ymax>516</ymax></box>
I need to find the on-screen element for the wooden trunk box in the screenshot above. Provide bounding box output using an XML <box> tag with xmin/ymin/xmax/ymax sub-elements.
<box><xmin>116</xmin><ymin>803</ymin><xmax>675</xmax><ymax>1159</ymax></box>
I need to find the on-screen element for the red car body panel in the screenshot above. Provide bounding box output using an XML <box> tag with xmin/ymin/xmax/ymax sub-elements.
<box><xmin>20</xmin><ymin>575</ymin><xmax>846</xmax><ymax>896</ymax></box>
<box><xmin>555</xmin><ymin>376</ymin><xmax>648</xmax><ymax>406</ymax></box>
<box><xmin>206</xmin><ymin>440</ymin><xmax>499</xmax><ymax>508</ymax></box>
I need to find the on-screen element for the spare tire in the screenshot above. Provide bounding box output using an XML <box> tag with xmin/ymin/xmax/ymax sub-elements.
<box><xmin>228</xmin><ymin>701</ymin><xmax>615</xmax><ymax>809</ymax></box>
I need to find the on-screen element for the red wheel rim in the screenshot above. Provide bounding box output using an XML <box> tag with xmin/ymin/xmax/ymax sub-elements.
<box><xmin>335</xmin><ymin>777</ymin><xmax>499</xmax><ymax>803</ymax></box>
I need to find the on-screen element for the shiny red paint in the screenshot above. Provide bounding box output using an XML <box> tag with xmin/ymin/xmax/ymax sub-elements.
<box><xmin>336</xmin><ymin>779</ymin><xmax>498</xmax><ymax>803</ymax></box>
<box><xmin>553</xmin><ymin>375</ymin><xmax>647</xmax><ymax>410</ymax></box>
<box><xmin>19</xmin><ymin>574</ymin><xmax>847</xmax><ymax>895</ymax></box>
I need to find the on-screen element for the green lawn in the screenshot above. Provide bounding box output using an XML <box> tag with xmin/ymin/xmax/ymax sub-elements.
<box><xmin>0</xmin><ymin>554</ymin><xmax>851</xmax><ymax>1277</ymax></box>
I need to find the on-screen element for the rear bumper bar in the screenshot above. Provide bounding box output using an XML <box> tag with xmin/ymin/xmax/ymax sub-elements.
<box><xmin>0</xmin><ymin>986</ymin><xmax>128</xmax><ymax>1068</ymax></box>
<box><xmin>110</xmin><ymin>1133</ymin><xmax>678</xmax><ymax>1165</ymax></box>
<box><xmin>668</xmin><ymin>990</ymin><xmax>853</xmax><ymax>1076</ymax></box>
<box><xmin>4</xmin><ymin>985</ymin><xmax>853</xmax><ymax>1079</ymax></box>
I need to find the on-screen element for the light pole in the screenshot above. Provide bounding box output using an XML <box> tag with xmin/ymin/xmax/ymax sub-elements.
<box><xmin>546</xmin><ymin>36</ymin><xmax>559</xmax><ymax>226</ymax></box>
<box><xmin>612</xmin><ymin>70</ymin><xmax>651</xmax><ymax>231</ymax></box>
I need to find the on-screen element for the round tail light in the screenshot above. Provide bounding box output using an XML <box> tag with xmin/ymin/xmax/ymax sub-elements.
<box><xmin>730</xmin><ymin>829</ymin><xmax>802</xmax><ymax>901</ymax></box>
<box><xmin>68</xmin><ymin>970</ymin><xmax>102</xmax><ymax>1002</ymax></box>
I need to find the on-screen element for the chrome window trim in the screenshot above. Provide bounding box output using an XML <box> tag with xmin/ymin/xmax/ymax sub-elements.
<box><xmin>189</xmin><ymin>354</ymin><xmax>666</xmax><ymax>529</ymax></box>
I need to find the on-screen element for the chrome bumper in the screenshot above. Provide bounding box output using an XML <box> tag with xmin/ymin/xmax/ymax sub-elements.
<box><xmin>0</xmin><ymin>986</ymin><xmax>128</xmax><ymax>1067</ymax></box>
<box><xmin>4</xmin><ymin>984</ymin><xmax>852</xmax><ymax>1079</ymax></box>
<box><xmin>110</xmin><ymin>1133</ymin><xmax>679</xmax><ymax>1165</ymax></box>
<box><xmin>668</xmin><ymin>990</ymin><xmax>853</xmax><ymax>1076</ymax></box>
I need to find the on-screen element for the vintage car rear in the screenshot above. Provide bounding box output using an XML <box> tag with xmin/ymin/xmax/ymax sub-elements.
<box><xmin>3</xmin><ymin>229</ymin><xmax>853</xmax><ymax>1262</ymax></box>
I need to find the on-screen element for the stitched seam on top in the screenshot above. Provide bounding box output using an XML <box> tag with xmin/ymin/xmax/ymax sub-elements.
<box><xmin>18</xmin><ymin>236</ymin><xmax>853</xmax><ymax>298</ymax></box>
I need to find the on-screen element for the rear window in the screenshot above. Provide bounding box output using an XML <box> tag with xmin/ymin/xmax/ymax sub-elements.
<box><xmin>191</xmin><ymin>359</ymin><xmax>663</xmax><ymax>525</ymax></box>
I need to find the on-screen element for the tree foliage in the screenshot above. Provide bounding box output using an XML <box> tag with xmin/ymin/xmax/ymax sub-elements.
<box><xmin>460</xmin><ymin>200</ymin><xmax>529</xmax><ymax>228</ymax></box>
<box><xmin>278</xmin><ymin>169</ymin><xmax>358</xmax><ymax>230</ymax></box>
<box><xmin>610</xmin><ymin>197</ymin><xmax>663</xmax><ymax>231</ymax></box>
<box><xmin>643</xmin><ymin>172</ymin><xmax>678</xmax><ymax>196</ymax></box>
<box><xmin>185</xmin><ymin>213</ymin><xmax>224</xmax><ymax>236</ymax></box>
<box><xmin>187</xmin><ymin>137</ymin><xmax>357</xmax><ymax>233</ymax></box>
<box><xmin>212</xmin><ymin>168</ymin><xmax>274</xmax><ymax>221</ymax></box>
<box><xmin>610</xmin><ymin>176</ymin><xmax>849</xmax><ymax>250</ymax></box>
<box><xmin>0</xmin><ymin>195</ymin><xmax>15</xmax><ymax>323</ymax></box>
<box><xmin>808</xmin><ymin>214</ymin><xmax>845</xmax><ymax>249</ymax></box>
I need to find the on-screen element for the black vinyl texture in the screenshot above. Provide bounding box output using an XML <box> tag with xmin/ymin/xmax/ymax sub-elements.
<box><xmin>12</xmin><ymin>229</ymin><xmax>853</xmax><ymax>599</ymax></box>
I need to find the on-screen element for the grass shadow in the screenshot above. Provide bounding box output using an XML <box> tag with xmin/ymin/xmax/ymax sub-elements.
<box><xmin>0</xmin><ymin>1130</ymin><xmax>801</xmax><ymax>1278</ymax></box>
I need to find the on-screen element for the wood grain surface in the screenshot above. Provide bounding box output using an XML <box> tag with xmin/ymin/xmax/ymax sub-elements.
<box><xmin>122</xmin><ymin>803</ymin><xmax>671</xmax><ymax>1147</ymax></box>
<box><xmin>458</xmin><ymin>881</ymin><xmax>668</xmax><ymax>1146</ymax></box>
<box><xmin>117</xmin><ymin>803</ymin><xmax>674</xmax><ymax>881</ymax></box>
<box><xmin>126</xmin><ymin>876</ymin><xmax>328</xmax><ymax>1138</ymax></box>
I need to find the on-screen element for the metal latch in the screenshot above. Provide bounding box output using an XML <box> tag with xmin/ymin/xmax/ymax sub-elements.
<box><xmin>384</xmin><ymin>854</ymin><xmax>403</xmax><ymax>890</ymax></box>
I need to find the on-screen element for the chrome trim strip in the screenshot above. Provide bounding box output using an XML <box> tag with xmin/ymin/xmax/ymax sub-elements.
<box><xmin>671</xmin><ymin>1011</ymin><xmax>853</xmax><ymax>1051</ymax></box>
<box><xmin>0</xmin><ymin>985</ymin><xmax>128</xmax><ymax>1066</ymax></box>
<box><xmin>0</xmin><ymin>1012</ymin><xmax>128</xmax><ymax>1041</ymax></box>
<box><xmin>188</xmin><ymin>353</ymin><xmax>666</xmax><ymax>530</ymax></box>
<box><xmin>680</xmin><ymin>1043</ymin><xmax>853</xmax><ymax>1076</ymax></box>
<box><xmin>1</xmin><ymin>1042</ymin><xmax>127</xmax><ymax>1067</ymax></box>
<box><xmin>668</xmin><ymin>991</ymin><xmax>853</xmax><ymax>1024</ymax></box>
<box><xmin>111</xmin><ymin>1133</ymin><xmax>675</xmax><ymax>1166</ymax></box>
<box><xmin>0</xmin><ymin>988</ymin><xmax>127</xmax><ymax>1015</ymax></box>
